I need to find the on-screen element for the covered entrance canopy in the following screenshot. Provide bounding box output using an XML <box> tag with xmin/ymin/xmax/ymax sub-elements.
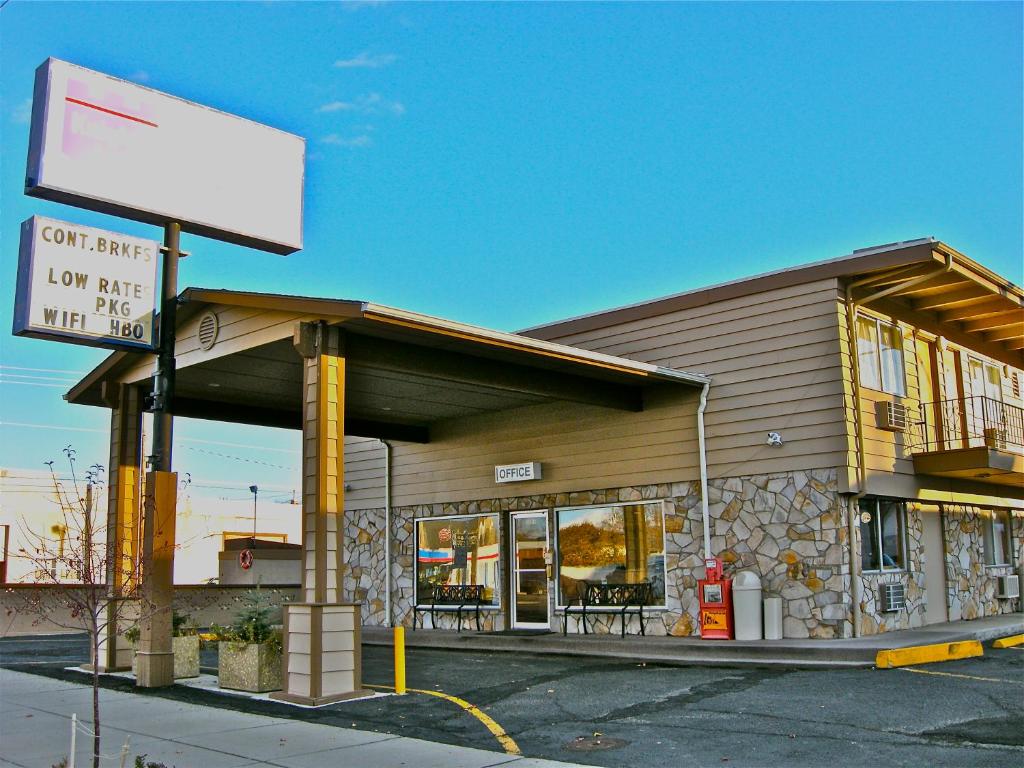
<box><xmin>67</xmin><ymin>288</ymin><xmax>709</xmax><ymax>441</ymax></box>
<box><xmin>70</xmin><ymin>289</ymin><xmax>708</xmax><ymax>705</ymax></box>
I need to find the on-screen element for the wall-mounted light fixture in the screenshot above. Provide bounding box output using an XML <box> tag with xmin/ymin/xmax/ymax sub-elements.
<box><xmin>766</xmin><ymin>432</ymin><xmax>784</xmax><ymax>447</ymax></box>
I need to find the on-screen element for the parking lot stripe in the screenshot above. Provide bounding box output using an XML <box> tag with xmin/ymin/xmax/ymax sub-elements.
<box><xmin>366</xmin><ymin>683</ymin><xmax>521</xmax><ymax>755</ymax></box>
<box><xmin>898</xmin><ymin>667</ymin><xmax>1024</xmax><ymax>685</ymax></box>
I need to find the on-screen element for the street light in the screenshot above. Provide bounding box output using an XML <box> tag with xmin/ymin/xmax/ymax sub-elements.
<box><xmin>249</xmin><ymin>485</ymin><xmax>258</xmax><ymax>546</ymax></box>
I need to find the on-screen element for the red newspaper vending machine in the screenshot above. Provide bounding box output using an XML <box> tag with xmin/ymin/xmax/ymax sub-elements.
<box><xmin>698</xmin><ymin>557</ymin><xmax>734</xmax><ymax>639</ymax></box>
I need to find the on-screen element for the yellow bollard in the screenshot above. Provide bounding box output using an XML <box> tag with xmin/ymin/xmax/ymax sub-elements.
<box><xmin>394</xmin><ymin>625</ymin><xmax>407</xmax><ymax>695</ymax></box>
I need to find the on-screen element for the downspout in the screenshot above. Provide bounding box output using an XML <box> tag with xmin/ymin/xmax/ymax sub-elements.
<box><xmin>697</xmin><ymin>380</ymin><xmax>713</xmax><ymax>561</ymax></box>
<box><xmin>380</xmin><ymin>439</ymin><xmax>393</xmax><ymax>627</ymax></box>
<box><xmin>842</xmin><ymin>251</ymin><xmax>952</xmax><ymax>638</ymax></box>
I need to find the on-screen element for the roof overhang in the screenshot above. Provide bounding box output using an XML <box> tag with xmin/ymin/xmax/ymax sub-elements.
<box><xmin>522</xmin><ymin>239</ymin><xmax>1023</xmax><ymax>368</ymax></box>
<box><xmin>66</xmin><ymin>289</ymin><xmax>709</xmax><ymax>442</ymax></box>
<box><xmin>844</xmin><ymin>242</ymin><xmax>1023</xmax><ymax>368</ymax></box>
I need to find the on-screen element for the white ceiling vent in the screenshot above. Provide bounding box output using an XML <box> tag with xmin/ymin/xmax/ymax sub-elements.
<box><xmin>198</xmin><ymin>311</ymin><xmax>220</xmax><ymax>351</ymax></box>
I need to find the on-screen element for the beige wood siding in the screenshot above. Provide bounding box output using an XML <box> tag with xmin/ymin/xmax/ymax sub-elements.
<box><xmin>383</xmin><ymin>386</ymin><xmax>701</xmax><ymax>508</ymax></box>
<box><xmin>537</xmin><ymin>278</ymin><xmax>850</xmax><ymax>482</ymax></box>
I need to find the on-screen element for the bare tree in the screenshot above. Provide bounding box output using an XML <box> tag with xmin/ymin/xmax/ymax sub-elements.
<box><xmin>14</xmin><ymin>447</ymin><xmax>156</xmax><ymax>768</ymax></box>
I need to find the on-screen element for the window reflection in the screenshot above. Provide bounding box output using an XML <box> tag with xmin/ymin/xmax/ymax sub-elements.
<box><xmin>556</xmin><ymin>502</ymin><xmax>666</xmax><ymax>606</ymax></box>
<box><xmin>416</xmin><ymin>515</ymin><xmax>499</xmax><ymax>604</ymax></box>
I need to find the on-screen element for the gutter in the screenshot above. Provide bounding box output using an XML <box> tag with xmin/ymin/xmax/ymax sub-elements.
<box><xmin>842</xmin><ymin>251</ymin><xmax>953</xmax><ymax>638</ymax></box>
<box><xmin>380</xmin><ymin>439</ymin><xmax>393</xmax><ymax>627</ymax></box>
<box><xmin>697</xmin><ymin>380</ymin><xmax>713</xmax><ymax>561</ymax></box>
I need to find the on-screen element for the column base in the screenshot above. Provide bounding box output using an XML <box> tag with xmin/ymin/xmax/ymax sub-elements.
<box><xmin>270</xmin><ymin>688</ymin><xmax>374</xmax><ymax>707</ymax></box>
<box><xmin>280</xmin><ymin>603</ymin><xmax>363</xmax><ymax>703</ymax></box>
<box><xmin>135</xmin><ymin>651</ymin><xmax>174</xmax><ymax>687</ymax></box>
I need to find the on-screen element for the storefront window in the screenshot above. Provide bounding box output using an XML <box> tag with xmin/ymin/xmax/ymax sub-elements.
<box><xmin>415</xmin><ymin>515</ymin><xmax>499</xmax><ymax>605</ymax></box>
<box><xmin>555</xmin><ymin>502</ymin><xmax>666</xmax><ymax>606</ymax></box>
<box><xmin>859</xmin><ymin>498</ymin><xmax>906</xmax><ymax>572</ymax></box>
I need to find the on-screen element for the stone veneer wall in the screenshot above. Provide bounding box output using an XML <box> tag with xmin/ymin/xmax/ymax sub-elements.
<box><xmin>342</xmin><ymin>507</ymin><xmax>388</xmax><ymax>626</ymax></box>
<box><xmin>344</xmin><ymin>468</ymin><xmax>854</xmax><ymax>638</ymax></box>
<box><xmin>943</xmin><ymin>505</ymin><xmax>1023</xmax><ymax>621</ymax></box>
<box><xmin>856</xmin><ymin>503</ymin><xmax>927</xmax><ymax>635</ymax></box>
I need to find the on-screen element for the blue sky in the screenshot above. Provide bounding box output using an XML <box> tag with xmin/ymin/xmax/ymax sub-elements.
<box><xmin>1</xmin><ymin>1</ymin><xmax>1021</xmax><ymax>509</ymax></box>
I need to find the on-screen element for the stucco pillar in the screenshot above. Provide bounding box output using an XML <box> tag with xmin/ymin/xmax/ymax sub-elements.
<box><xmin>273</xmin><ymin>322</ymin><xmax>367</xmax><ymax>706</ymax></box>
<box><xmin>97</xmin><ymin>383</ymin><xmax>142</xmax><ymax>672</ymax></box>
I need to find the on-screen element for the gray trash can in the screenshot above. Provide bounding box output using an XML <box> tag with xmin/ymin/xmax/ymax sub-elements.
<box><xmin>732</xmin><ymin>571</ymin><xmax>763</xmax><ymax>641</ymax></box>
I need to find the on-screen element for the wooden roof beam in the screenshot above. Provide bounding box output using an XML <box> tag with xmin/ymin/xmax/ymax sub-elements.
<box><xmin>961</xmin><ymin>311</ymin><xmax>1024</xmax><ymax>333</ymax></box>
<box><xmin>985</xmin><ymin>325</ymin><xmax>1024</xmax><ymax>343</ymax></box>
<box><xmin>941</xmin><ymin>298</ymin><xmax>1017</xmax><ymax>323</ymax></box>
<box><xmin>913</xmin><ymin>287</ymin><xmax>991</xmax><ymax>312</ymax></box>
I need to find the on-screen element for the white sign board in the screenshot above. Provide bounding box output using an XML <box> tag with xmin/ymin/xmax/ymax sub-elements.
<box><xmin>13</xmin><ymin>216</ymin><xmax>160</xmax><ymax>350</ymax></box>
<box><xmin>494</xmin><ymin>462</ymin><xmax>543</xmax><ymax>484</ymax></box>
<box><xmin>25</xmin><ymin>58</ymin><xmax>304</xmax><ymax>255</ymax></box>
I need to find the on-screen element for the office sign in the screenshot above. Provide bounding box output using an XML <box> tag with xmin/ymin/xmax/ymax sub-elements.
<box><xmin>494</xmin><ymin>462</ymin><xmax>543</xmax><ymax>484</ymax></box>
<box><xmin>13</xmin><ymin>216</ymin><xmax>159</xmax><ymax>350</ymax></box>
<box><xmin>25</xmin><ymin>58</ymin><xmax>304</xmax><ymax>255</ymax></box>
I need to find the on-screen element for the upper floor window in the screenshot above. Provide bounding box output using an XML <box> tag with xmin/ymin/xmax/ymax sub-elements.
<box><xmin>857</xmin><ymin>315</ymin><xmax>906</xmax><ymax>396</ymax></box>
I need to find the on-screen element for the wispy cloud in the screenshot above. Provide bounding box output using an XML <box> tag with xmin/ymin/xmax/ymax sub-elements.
<box><xmin>12</xmin><ymin>98</ymin><xmax>32</xmax><ymax>124</ymax></box>
<box><xmin>316</xmin><ymin>93</ymin><xmax>404</xmax><ymax>116</ymax></box>
<box><xmin>334</xmin><ymin>52</ymin><xmax>397</xmax><ymax>69</ymax></box>
<box><xmin>130</xmin><ymin>70</ymin><xmax>150</xmax><ymax>83</ymax></box>
<box><xmin>321</xmin><ymin>133</ymin><xmax>373</xmax><ymax>148</ymax></box>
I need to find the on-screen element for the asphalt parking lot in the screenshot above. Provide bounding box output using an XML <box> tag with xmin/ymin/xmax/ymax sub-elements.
<box><xmin>1</xmin><ymin>634</ymin><xmax>1021</xmax><ymax>768</ymax></box>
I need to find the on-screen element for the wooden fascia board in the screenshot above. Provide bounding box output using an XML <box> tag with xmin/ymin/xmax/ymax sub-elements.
<box><xmin>180</xmin><ymin>288</ymin><xmax>366</xmax><ymax>319</ymax></box>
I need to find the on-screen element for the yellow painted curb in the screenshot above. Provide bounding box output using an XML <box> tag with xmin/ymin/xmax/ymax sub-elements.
<box><xmin>875</xmin><ymin>640</ymin><xmax>983</xmax><ymax>668</ymax></box>
<box><xmin>993</xmin><ymin>634</ymin><xmax>1024</xmax><ymax>649</ymax></box>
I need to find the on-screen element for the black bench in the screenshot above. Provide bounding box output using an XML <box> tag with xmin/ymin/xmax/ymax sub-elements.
<box><xmin>413</xmin><ymin>584</ymin><xmax>485</xmax><ymax>632</ymax></box>
<box><xmin>562</xmin><ymin>581</ymin><xmax>654</xmax><ymax>637</ymax></box>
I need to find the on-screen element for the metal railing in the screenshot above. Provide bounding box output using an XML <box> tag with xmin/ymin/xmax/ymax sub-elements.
<box><xmin>910</xmin><ymin>395</ymin><xmax>1024</xmax><ymax>454</ymax></box>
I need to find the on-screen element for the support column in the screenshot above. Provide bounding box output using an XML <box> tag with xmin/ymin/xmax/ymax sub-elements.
<box><xmin>135</xmin><ymin>470</ymin><xmax>177</xmax><ymax>687</ymax></box>
<box><xmin>97</xmin><ymin>383</ymin><xmax>142</xmax><ymax>672</ymax></box>
<box><xmin>273</xmin><ymin>322</ymin><xmax>368</xmax><ymax>706</ymax></box>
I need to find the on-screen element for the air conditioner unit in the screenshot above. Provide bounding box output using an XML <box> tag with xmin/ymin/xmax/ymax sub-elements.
<box><xmin>876</xmin><ymin>401</ymin><xmax>910</xmax><ymax>432</ymax></box>
<box><xmin>880</xmin><ymin>583</ymin><xmax>906</xmax><ymax>612</ymax></box>
<box><xmin>996</xmin><ymin>575</ymin><xmax>1020</xmax><ymax>599</ymax></box>
<box><xmin>984</xmin><ymin>427</ymin><xmax>1008</xmax><ymax>451</ymax></box>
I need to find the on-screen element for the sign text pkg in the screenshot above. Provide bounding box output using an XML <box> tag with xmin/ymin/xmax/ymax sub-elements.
<box><xmin>25</xmin><ymin>58</ymin><xmax>304</xmax><ymax>255</ymax></box>
<box><xmin>13</xmin><ymin>215</ymin><xmax>160</xmax><ymax>351</ymax></box>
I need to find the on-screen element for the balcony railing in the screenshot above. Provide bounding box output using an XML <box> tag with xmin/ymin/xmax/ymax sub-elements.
<box><xmin>910</xmin><ymin>395</ymin><xmax>1024</xmax><ymax>454</ymax></box>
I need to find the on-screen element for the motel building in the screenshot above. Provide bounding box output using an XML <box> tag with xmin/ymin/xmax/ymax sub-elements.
<box><xmin>68</xmin><ymin>237</ymin><xmax>1022</xmax><ymax>704</ymax></box>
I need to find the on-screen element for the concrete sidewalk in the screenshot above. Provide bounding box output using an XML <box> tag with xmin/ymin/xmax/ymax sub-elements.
<box><xmin>0</xmin><ymin>669</ymin><xmax>585</xmax><ymax>768</ymax></box>
<box><xmin>363</xmin><ymin>613</ymin><xmax>1024</xmax><ymax>668</ymax></box>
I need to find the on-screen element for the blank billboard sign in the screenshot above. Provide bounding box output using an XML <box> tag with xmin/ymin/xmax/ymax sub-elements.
<box><xmin>25</xmin><ymin>58</ymin><xmax>304</xmax><ymax>255</ymax></box>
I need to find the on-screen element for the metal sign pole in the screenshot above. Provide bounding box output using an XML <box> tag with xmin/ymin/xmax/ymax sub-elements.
<box><xmin>151</xmin><ymin>222</ymin><xmax>180</xmax><ymax>470</ymax></box>
<box><xmin>136</xmin><ymin>222</ymin><xmax>181</xmax><ymax>688</ymax></box>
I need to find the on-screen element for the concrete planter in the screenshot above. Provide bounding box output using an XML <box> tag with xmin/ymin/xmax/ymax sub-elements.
<box><xmin>130</xmin><ymin>635</ymin><xmax>201</xmax><ymax>679</ymax></box>
<box><xmin>218</xmin><ymin>641</ymin><xmax>282</xmax><ymax>693</ymax></box>
<box><xmin>172</xmin><ymin>635</ymin><xmax>200</xmax><ymax>678</ymax></box>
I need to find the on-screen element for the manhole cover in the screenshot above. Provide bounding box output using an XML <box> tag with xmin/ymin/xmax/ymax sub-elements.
<box><xmin>563</xmin><ymin>735</ymin><xmax>629</xmax><ymax>752</ymax></box>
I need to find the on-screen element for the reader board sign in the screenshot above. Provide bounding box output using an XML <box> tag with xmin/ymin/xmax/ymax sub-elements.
<box><xmin>13</xmin><ymin>216</ymin><xmax>159</xmax><ymax>351</ymax></box>
<box><xmin>25</xmin><ymin>58</ymin><xmax>304</xmax><ymax>255</ymax></box>
<box><xmin>494</xmin><ymin>462</ymin><xmax>542</xmax><ymax>484</ymax></box>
